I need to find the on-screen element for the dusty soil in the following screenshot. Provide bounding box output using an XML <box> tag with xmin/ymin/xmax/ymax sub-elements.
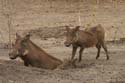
<box><xmin>0</xmin><ymin>0</ymin><xmax>125</xmax><ymax>83</ymax></box>
<box><xmin>0</xmin><ymin>39</ymin><xmax>125</xmax><ymax>83</ymax></box>
<box><xmin>0</xmin><ymin>0</ymin><xmax>125</xmax><ymax>43</ymax></box>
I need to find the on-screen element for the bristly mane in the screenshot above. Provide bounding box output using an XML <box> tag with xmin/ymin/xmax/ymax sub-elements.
<box><xmin>79</xmin><ymin>30</ymin><xmax>94</xmax><ymax>36</ymax></box>
<box><xmin>28</xmin><ymin>40</ymin><xmax>62</xmax><ymax>63</ymax></box>
<box><xmin>84</xmin><ymin>31</ymin><xmax>94</xmax><ymax>36</ymax></box>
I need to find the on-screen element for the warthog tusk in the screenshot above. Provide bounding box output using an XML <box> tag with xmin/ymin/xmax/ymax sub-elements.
<box><xmin>23</xmin><ymin>49</ymin><xmax>29</xmax><ymax>56</ymax></box>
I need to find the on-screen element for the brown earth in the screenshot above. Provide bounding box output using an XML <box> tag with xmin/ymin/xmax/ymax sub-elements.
<box><xmin>0</xmin><ymin>39</ymin><xmax>125</xmax><ymax>83</ymax></box>
<box><xmin>0</xmin><ymin>0</ymin><xmax>125</xmax><ymax>83</ymax></box>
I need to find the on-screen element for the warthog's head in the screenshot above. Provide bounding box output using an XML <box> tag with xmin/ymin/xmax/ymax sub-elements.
<box><xmin>9</xmin><ymin>33</ymin><xmax>30</xmax><ymax>59</ymax></box>
<box><xmin>64</xmin><ymin>26</ymin><xmax>80</xmax><ymax>47</ymax></box>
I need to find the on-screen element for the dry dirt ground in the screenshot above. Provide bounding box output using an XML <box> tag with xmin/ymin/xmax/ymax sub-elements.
<box><xmin>0</xmin><ymin>0</ymin><xmax>125</xmax><ymax>83</ymax></box>
<box><xmin>0</xmin><ymin>0</ymin><xmax>125</xmax><ymax>42</ymax></box>
<box><xmin>0</xmin><ymin>39</ymin><xmax>125</xmax><ymax>83</ymax></box>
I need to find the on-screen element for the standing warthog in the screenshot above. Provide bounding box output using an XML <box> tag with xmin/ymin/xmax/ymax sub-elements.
<box><xmin>64</xmin><ymin>24</ymin><xmax>109</xmax><ymax>62</ymax></box>
<box><xmin>9</xmin><ymin>33</ymin><xmax>62</xmax><ymax>69</ymax></box>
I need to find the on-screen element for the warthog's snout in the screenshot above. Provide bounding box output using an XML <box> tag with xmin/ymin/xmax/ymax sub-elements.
<box><xmin>9</xmin><ymin>52</ymin><xmax>18</xmax><ymax>59</ymax></box>
<box><xmin>64</xmin><ymin>41</ymin><xmax>71</xmax><ymax>47</ymax></box>
<box><xmin>9</xmin><ymin>53</ymin><xmax>15</xmax><ymax>59</ymax></box>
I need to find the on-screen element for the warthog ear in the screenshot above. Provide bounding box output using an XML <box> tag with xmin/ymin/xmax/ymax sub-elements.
<box><xmin>75</xmin><ymin>26</ymin><xmax>80</xmax><ymax>31</ymax></box>
<box><xmin>24</xmin><ymin>33</ymin><xmax>31</xmax><ymax>40</ymax></box>
<box><xmin>12</xmin><ymin>43</ymin><xmax>14</xmax><ymax>47</ymax></box>
<box><xmin>16</xmin><ymin>33</ymin><xmax>21</xmax><ymax>39</ymax></box>
<box><xmin>65</xmin><ymin>26</ymin><xmax>70</xmax><ymax>31</ymax></box>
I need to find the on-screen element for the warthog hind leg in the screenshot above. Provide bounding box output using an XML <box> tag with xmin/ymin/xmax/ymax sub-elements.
<box><xmin>79</xmin><ymin>47</ymin><xmax>84</xmax><ymax>62</ymax></box>
<box><xmin>101</xmin><ymin>42</ymin><xmax>109</xmax><ymax>60</ymax></box>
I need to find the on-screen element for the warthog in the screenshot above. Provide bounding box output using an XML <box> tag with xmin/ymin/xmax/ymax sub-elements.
<box><xmin>9</xmin><ymin>33</ymin><xmax>62</xmax><ymax>69</ymax></box>
<box><xmin>64</xmin><ymin>24</ymin><xmax>109</xmax><ymax>62</ymax></box>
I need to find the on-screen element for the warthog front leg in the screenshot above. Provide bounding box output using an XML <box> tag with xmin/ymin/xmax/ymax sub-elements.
<box><xmin>96</xmin><ymin>43</ymin><xmax>101</xmax><ymax>59</ymax></box>
<box><xmin>71</xmin><ymin>46</ymin><xmax>78</xmax><ymax>61</ymax></box>
<box><xmin>79</xmin><ymin>47</ymin><xmax>84</xmax><ymax>62</ymax></box>
<box><xmin>24</xmin><ymin>61</ymin><xmax>29</xmax><ymax>66</ymax></box>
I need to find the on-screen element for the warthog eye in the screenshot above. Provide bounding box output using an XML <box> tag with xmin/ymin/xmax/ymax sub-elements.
<box><xmin>21</xmin><ymin>42</ymin><xmax>27</xmax><ymax>47</ymax></box>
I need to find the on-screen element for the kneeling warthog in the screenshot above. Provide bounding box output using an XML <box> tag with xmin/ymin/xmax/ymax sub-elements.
<box><xmin>9</xmin><ymin>33</ymin><xmax>62</xmax><ymax>69</ymax></box>
<box><xmin>64</xmin><ymin>24</ymin><xmax>109</xmax><ymax>62</ymax></box>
